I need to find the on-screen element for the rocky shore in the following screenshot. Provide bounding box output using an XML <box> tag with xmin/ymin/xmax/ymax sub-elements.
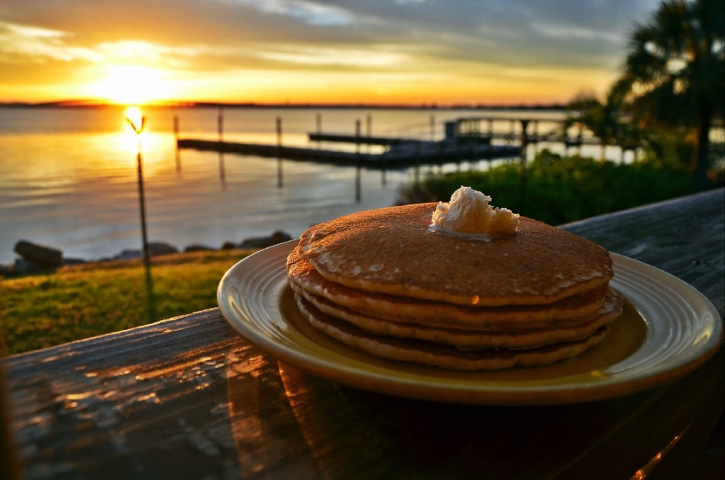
<box><xmin>0</xmin><ymin>231</ymin><xmax>293</xmax><ymax>278</ymax></box>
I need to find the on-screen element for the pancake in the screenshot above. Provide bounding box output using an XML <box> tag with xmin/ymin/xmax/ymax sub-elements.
<box><xmin>292</xmin><ymin>283</ymin><xmax>622</xmax><ymax>349</ymax></box>
<box><xmin>297</xmin><ymin>203</ymin><xmax>613</xmax><ymax>307</ymax></box>
<box><xmin>287</xmin><ymin>248</ymin><xmax>609</xmax><ymax>329</ymax></box>
<box><xmin>294</xmin><ymin>294</ymin><xmax>611</xmax><ymax>371</ymax></box>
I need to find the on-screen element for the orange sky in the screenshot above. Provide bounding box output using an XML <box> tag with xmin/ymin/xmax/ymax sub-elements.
<box><xmin>0</xmin><ymin>0</ymin><xmax>660</xmax><ymax>105</ymax></box>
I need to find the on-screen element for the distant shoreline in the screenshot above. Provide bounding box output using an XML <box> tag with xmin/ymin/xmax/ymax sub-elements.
<box><xmin>0</xmin><ymin>101</ymin><xmax>567</xmax><ymax>111</ymax></box>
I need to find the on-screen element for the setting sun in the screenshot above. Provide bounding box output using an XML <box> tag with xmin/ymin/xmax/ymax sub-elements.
<box><xmin>87</xmin><ymin>65</ymin><xmax>174</xmax><ymax>105</ymax></box>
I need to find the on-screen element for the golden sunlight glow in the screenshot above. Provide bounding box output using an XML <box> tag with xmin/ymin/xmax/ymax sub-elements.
<box><xmin>125</xmin><ymin>106</ymin><xmax>143</xmax><ymax>132</ymax></box>
<box><xmin>87</xmin><ymin>65</ymin><xmax>174</xmax><ymax>105</ymax></box>
<box><xmin>122</xmin><ymin>106</ymin><xmax>146</xmax><ymax>153</ymax></box>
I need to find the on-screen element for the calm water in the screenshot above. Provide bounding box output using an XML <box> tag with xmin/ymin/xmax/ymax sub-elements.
<box><xmin>1</xmin><ymin>106</ymin><xmax>610</xmax><ymax>265</ymax></box>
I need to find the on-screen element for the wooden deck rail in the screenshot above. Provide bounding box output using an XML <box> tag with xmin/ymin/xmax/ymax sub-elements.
<box><xmin>4</xmin><ymin>188</ymin><xmax>724</xmax><ymax>479</ymax></box>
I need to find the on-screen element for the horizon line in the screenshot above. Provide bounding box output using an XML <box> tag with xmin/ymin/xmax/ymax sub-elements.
<box><xmin>0</xmin><ymin>99</ymin><xmax>568</xmax><ymax>110</ymax></box>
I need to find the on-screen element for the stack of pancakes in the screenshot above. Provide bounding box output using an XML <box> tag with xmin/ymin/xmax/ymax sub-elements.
<box><xmin>286</xmin><ymin>203</ymin><xmax>622</xmax><ymax>371</ymax></box>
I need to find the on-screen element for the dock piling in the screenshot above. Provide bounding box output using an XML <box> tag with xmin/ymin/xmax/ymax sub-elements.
<box><xmin>316</xmin><ymin>113</ymin><xmax>321</xmax><ymax>150</ymax></box>
<box><xmin>356</xmin><ymin>119</ymin><xmax>361</xmax><ymax>154</ymax></box>
<box><xmin>218</xmin><ymin>108</ymin><xmax>223</xmax><ymax>143</ymax></box>
<box><xmin>174</xmin><ymin>115</ymin><xmax>181</xmax><ymax>174</ymax></box>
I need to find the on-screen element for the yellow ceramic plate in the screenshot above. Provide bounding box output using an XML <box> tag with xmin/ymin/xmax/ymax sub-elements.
<box><xmin>217</xmin><ymin>240</ymin><xmax>722</xmax><ymax>405</ymax></box>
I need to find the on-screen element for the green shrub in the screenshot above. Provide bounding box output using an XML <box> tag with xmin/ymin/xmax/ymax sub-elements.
<box><xmin>396</xmin><ymin>149</ymin><xmax>698</xmax><ymax>225</ymax></box>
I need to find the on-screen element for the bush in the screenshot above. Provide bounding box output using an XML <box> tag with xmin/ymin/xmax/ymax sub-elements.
<box><xmin>396</xmin><ymin>149</ymin><xmax>698</xmax><ymax>225</ymax></box>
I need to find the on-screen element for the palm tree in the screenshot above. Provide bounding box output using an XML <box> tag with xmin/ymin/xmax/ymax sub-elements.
<box><xmin>621</xmin><ymin>0</ymin><xmax>724</xmax><ymax>189</ymax></box>
<box><xmin>564</xmin><ymin>82</ymin><xmax>630</xmax><ymax>161</ymax></box>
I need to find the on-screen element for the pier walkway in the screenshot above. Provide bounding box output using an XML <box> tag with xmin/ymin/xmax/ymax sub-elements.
<box><xmin>176</xmin><ymin>138</ymin><xmax>520</xmax><ymax>168</ymax></box>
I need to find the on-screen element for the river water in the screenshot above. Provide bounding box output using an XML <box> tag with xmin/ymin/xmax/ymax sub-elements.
<box><xmin>1</xmin><ymin>106</ymin><xmax>602</xmax><ymax>264</ymax></box>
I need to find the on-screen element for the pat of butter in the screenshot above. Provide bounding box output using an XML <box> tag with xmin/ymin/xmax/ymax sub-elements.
<box><xmin>430</xmin><ymin>186</ymin><xmax>519</xmax><ymax>238</ymax></box>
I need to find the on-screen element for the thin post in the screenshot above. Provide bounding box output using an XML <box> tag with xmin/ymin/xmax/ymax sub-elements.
<box><xmin>316</xmin><ymin>113</ymin><xmax>321</xmax><ymax>150</ymax></box>
<box><xmin>218</xmin><ymin>107</ymin><xmax>223</xmax><ymax>143</ymax></box>
<box><xmin>126</xmin><ymin>111</ymin><xmax>154</xmax><ymax>322</ymax></box>
<box><xmin>356</xmin><ymin>119</ymin><xmax>361</xmax><ymax>154</ymax></box>
<box><xmin>276</xmin><ymin>117</ymin><xmax>282</xmax><ymax>147</ymax></box>
<box><xmin>126</xmin><ymin>113</ymin><xmax>150</xmax><ymax>270</ymax></box>
<box><xmin>509</xmin><ymin>119</ymin><xmax>515</xmax><ymax>145</ymax></box>
<box><xmin>136</xmin><ymin>148</ymin><xmax>150</xmax><ymax>269</ymax></box>
<box><xmin>520</xmin><ymin>120</ymin><xmax>530</xmax><ymax>163</ymax></box>
<box><xmin>174</xmin><ymin>115</ymin><xmax>181</xmax><ymax>173</ymax></box>
<box><xmin>356</xmin><ymin>119</ymin><xmax>362</xmax><ymax>202</ymax></box>
<box><xmin>519</xmin><ymin>120</ymin><xmax>529</xmax><ymax>215</ymax></box>
<box><xmin>430</xmin><ymin>114</ymin><xmax>435</xmax><ymax>141</ymax></box>
<box><xmin>277</xmin><ymin>117</ymin><xmax>283</xmax><ymax>188</ymax></box>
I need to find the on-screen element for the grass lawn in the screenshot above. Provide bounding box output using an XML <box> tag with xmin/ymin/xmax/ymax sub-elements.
<box><xmin>0</xmin><ymin>250</ymin><xmax>254</xmax><ymax>355</ymax></box>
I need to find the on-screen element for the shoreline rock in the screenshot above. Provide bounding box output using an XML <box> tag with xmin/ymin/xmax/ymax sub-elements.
<box><xmin>3</xmin><ymin>231</ymin><xmax>295</xmax><ymax>278</ymax></box>
<box><xmin>14</xmin><ymin>240</ymin><xmax>62</xmax><ymax>267</ymax></box>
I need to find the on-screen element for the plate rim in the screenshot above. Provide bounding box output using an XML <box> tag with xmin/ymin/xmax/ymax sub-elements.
<box><xmin>217</xmin><ymin>240</ymin><xmax>723</xmax><ymax>405</ymax></box>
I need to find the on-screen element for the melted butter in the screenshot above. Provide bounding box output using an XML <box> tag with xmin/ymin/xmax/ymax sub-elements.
<box><xmin>430</xmin><ymin>186</ymin><xmax>519</xmax><ymax>238</ymax></box>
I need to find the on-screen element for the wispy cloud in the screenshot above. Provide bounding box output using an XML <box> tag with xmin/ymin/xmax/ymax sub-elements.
<box><xmin>530</xmin><ymin>21</ymin><xmax>622</xmax><ymax>44</ymax></box>
<box><xmin>230</xmin><ymin>0</ymin><xmax>355</xmax><ymax>26</ymax></box>
<box><xmin>255</xmin><ymin>46</ymin><xmax>410</xmax><ymax>68</ymax></box>
<box><xmin>0</xmin><ymin>21</ymin><xmax>101</xmax><ymax>62</ymax></box>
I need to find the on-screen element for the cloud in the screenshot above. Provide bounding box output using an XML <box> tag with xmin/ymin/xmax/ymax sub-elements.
<box><xmin>254</xmin><ymin>46</ymin><xmax>410</xmax><ymax>68</ymax></box>
<box><xmin>0</xmin><ymin>21</ymin><xmax>101</xmax><ymax>63</ymax></box>
<box><xmin>0</xmin><ymin>0</ymin><xmax>665</xmax><ymax>102</ymax></box>
<box><xmin>229</xmin><ymin>0</ymin><xmax>355</xmax><ymax>26</ymax></box>
<box><xmin>530</xmin><ymin>21</ymin><xmax>622</xmax><ymax>44</ymax></box>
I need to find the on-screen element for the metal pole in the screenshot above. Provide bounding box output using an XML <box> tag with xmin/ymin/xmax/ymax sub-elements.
<box><xmin>137</xmin><ymin>148</ymin><xmax>150</xmax><ymax>269</ymax></box>
<box><xmin>430</xmin><ymin>114</ymin><xmax>435</xmax><ymax>141</ymax></box>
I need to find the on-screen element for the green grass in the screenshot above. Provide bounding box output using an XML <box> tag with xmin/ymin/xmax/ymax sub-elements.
<box><xmin>0</xmin><ymin>250</ymin><xmax>253</xmax><ymax>355</ymax></box>
<box><xmin>398</xmin><ymin>149</ymin><xmax>700</xmax><ymax>226</ymax></box>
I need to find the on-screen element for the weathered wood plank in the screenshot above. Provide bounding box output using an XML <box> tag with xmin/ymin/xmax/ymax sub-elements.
<box><xmin>4</xmin><ymin>188</ymin><xmax>724</xmax><ymax>480</ymax></box>
<box><xmin>561</xmin><ymin>188</ymin><xmax>725</xmax><ymax>316</ymax></box>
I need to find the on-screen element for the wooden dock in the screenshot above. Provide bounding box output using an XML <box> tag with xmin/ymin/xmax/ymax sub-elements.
<box><xmin>176</xmin><ymin>138</ymin><xmax>520</xmax><ymax>168</ymax></box>
<box><xmin>311</xmin><ymin>128</ymin><xmax>605</xmax><ymax>149</ymax></box>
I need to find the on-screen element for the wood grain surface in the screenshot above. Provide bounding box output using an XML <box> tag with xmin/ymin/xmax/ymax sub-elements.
<box><xmin>4</xmin><ymin>188</ymin><xmax>724</xmax><ymax>480</ymax></box>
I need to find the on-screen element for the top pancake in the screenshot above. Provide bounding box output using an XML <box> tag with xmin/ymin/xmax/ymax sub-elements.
<box><xmin>297</xmin><ymin>203</ymin><xmax>613</xmax><ymax>307</ymax></box>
